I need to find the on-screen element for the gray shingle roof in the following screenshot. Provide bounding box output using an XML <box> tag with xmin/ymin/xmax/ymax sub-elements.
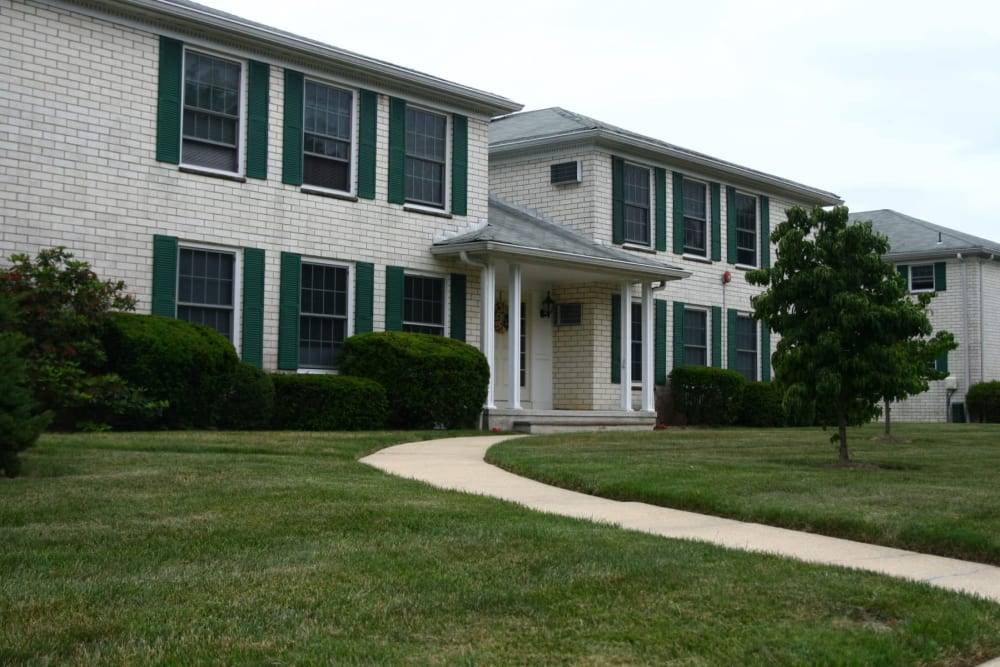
<box><xmin>848</xmin><ymin>209</ymin><xmax>1000</xmax><ymax>259</ymax></box>
<box><xmin>490</xmin><ymin>108</ymin><xmax>841</xmax><ymax>206</ymax></box>
<box><xmin>432</xmin><ymin>196</ymin><xmax>690</xmax><ymax>281</ymax></box>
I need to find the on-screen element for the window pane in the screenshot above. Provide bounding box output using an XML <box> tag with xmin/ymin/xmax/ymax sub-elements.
<box><xmin>177</xmin><ymin>248</ymin><xmax>235</xmax><ymax>342</ymax></box>
<box><xmin>911</xmin><ymin>265</ymin><xmax>935</xmax><ymax>291</ymax></box>
<box><xmin>735</xmin><ymin>193</ymin><xmax>757</xmax><ymax>266</ymax></box>
<box><xmin>684</xmin><ymin>309</ymin><xmax>707</xmax><ymax>366</ymax></box>
<box><xmin>403</xmin><ymin>275</ymin><xmax>445</xmax><ymax>335</ymax></box>
<box><xmin>623</xmin><ymin>164</ymin><xmax>650</xmax><ymax>245</ymax></box>
<box><xmin>183</xmin><ymin>50</ymin><xmax>241</xmax><ymax>171</ymax></box>
<box><xmin>683</xmin><ymin>179</ymin><xmax>707</xmax><ymax>255</ymax></box>
<box><xmin>303</xmin><ymin>81</ymin><xmax>353</xmax><ymax>191</ymax></box>
<box><xmin>299</xmin><ymin>263</ymin><xmax>349</xmax><ymax>369</ymax></box>
<box><xmin>631</xmin><ymin>302</ymin><xmax>642</xmax><ymax>383</ymax></box>
<box><xmin>735</xmin><ymin>315</ymin><xmax>757</xmax><ymax>381</ymax></box>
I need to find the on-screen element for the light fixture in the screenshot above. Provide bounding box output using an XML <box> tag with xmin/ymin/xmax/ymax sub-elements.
<box><xmin>540</xmin><ymin>291</ymin><xmax>556</xmax><ymax>319</ymax></box>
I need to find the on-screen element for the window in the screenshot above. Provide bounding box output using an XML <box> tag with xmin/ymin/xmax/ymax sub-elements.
<box><xmin>405</xmin><ymin>107</ymin><xmax>447</xmax><ymax>208</ymax></box>
<box><xmin>684</xmin><ymin>308</ymin><xmax>708</xmax><ymax>366</ymax></box>
<box><xmin>303</xmin><ymin>81</ymin><xmax>353</xmax><ymax>192</ymax></box>
<box><xmin>624</xmin><ymin>164</ymin><xmax>651</xmax><ymax>245</ymax></box>
<box><xmin>182</xmin><ymin>50</ymin><xmax>242</xmax><ymax>172</ymax></box>
<box><xmin>520</xmin><ymin>303</ymin><xmax>527</xmax><ymax>388</ymax></box>
<box><xmin>631</xmin><ymin>302</ymin><xmax>643</xmax><ymax>383</ymax></box>
<box><xmin>910</xmin><ymin>264</ymin><xmax>935</xmax><ymax>291</ymax></box>
<box><xmin>403</xmin><ymin>274</ymin><xmax>445</xmax><ymax>334</ymax></box>
<box><xmin>683</xmin><ymin>178</ymin><xmax>708</xmax><ymax>256</ymax></box>
<box><xmin>177</xmin><ymin>247</ymin><xmax>236</xmax><ymax>341</ymax></box>
<box><xmin>735</xmin><ymin>314</ymin><xmax>757</xmax><ymax>381</ymax></box>
<box><xmin>735</xmin><ymin>192</ymin><xmax>757</xmax><ymax>266</ymax></box>
<box><xmin>299</xmin><ymin>263</ymin><xmax>349</xmax><ymax>369</ymax></box>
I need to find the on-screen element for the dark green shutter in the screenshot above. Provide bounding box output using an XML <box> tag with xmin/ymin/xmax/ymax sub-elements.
<box><xmin>711</xmin><ymin>306</ymin><xmax>722</xmax><ymax>368</ymax></box>
<box><xmin>385</xmin><ymin>266</ymin><xmax>404</xmax><ymax>331</ymax></box>
<box><xmin>761</xmin><ymin>326</ymin><xmax>772</xmax><ymax>381</ymax></box>
<box><xmin>726</xmin><ymin>186</ymin><xmax>737</xmax><ymax>264</ymax></box>
<box><xmin>611</xmin><ymin>156</ymin><xmax>625</xmax><ymax>245</ymax></box>
<box><xmin>388</xmin><ymin>98</ymin><xmax>406</xmax><ymax>204</ymax></box>
<box><xmin>357</xmin><ymin>89</ymin><xmax>377</xmax><ymax>199</ymax></box>
<box><xmin>277</xmin><ymin>252</ymin><xmax>301</xmax><ymax>370</ymax></box>
<box><xmin>655</xmin><ymin>167</ymin><xmax>666</xmax><ymax>252</ymax></box>
<box><xmin>354</xmin><ymin>262</ymin><xmax>374</xmax><ymax>333</ymax></box>
<box><xmin>451</xmin><ymin>115</ymin><xmax>468</xmax><ymax>216</ymax></box>
<box><xmin>938</xmin><ymin>351</ymin><xmax>950</xmax><ymax>373</ymax></box>
<box><xmin>760</xmin><ymin>195</ymin><xmax>770</xmax><ymax>268</ymax></box>
<box><xmin>151</xmin><ymin>234</ymin><xmax>178</xmax><ymax>317</ymax></box>
<box><xmin>672</xmin><ymin>171</ymin><xmax>685</xmax><ymax>255</ymax></box>
<box><xmin>673</xmin><ymin>301</ymin><xmax>685</xmax><ymax>370</ymax></box>
<box><xmin>450</xmin><ymin>273</ymin><xmax>466</xmax><ymax>341</ymax></box>
<box><xmin>245</xmin><ymin>61</ymin><xmax>269</xmax><ymax>179</ymax></box>
<box><xmin>282</xmin><ymin>70</ymin><xmax>304</xmax><ymax>186</ymax></box>
<box><xmin>727</xmin><ymin>309</ymin><xmax>738</xmax><ymax>371</ymax></box>
<box><xmin>156</xmin><ymin>37</ymin><xmax>183</xmax><ymax>164</ymax></box>
<box><xmin>934</xmin><ymin>262</ymin><xmax>947</xmax><ymax>291</ymax></box>
<box><xmin>655</xmin><ymin>299</ymin><xmax>667</xmax><ymax>384</ymax></box>
<box><xmin>897</xmin><ymin>264</ymin><xmax>910</xmax><ymax>288</ymax></box>
<box><xmin>711</xmin><ymin>182</ymin><xmax>722</xmax><ymax>261</ymax></box>
<box><xmin>241</xmin><ymin>248</ymin><xmax>265</xmax><ymax>367</ymax></box>
<box><xmin>611</xmin><ymin>294</ymin><xmax>621</xmax><ymax>384</ymax></box>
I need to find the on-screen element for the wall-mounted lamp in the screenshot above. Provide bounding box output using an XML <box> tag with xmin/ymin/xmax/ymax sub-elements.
<box><xmin>540</xmin><ymin>291</ymin><xmax>556</xmax><ymax>318</ymax></box>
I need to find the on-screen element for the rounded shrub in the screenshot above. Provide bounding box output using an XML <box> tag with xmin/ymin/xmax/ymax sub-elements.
<box><xmin>966</xmin><ymin>381</ymin><xmax>1000</xmax><ymax>423</ymax></box>
<box><xmin>339</xmin><ymin>332</ymin><xmax>489</xmax><ymax>429</ymax></box>
<box><xmin>102</xmin><ymin>313</ymin><xmax>239</xmax><ymax>428</ymax></box>
<box><xmin>669</xmin><ymin>366</ymin><xmax>746</xmax><ymax>426</ymax></box>
<box><xmin>737</xmin><ymin>381</ymin><xmax>786</xmax><ymax>427</ymax></box>
<box><xmin>217</xmin><ymin>362</ymin><xmax>275</xmax><ymax>430</ymax></box>
<box><xmin>270</xmin><ymin>374</ymin><xmax>387</xmax><ymax>430</ymax></box>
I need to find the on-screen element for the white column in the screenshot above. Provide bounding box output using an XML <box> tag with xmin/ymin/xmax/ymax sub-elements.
<box><xmin>641</xmin><ymin>282</ymin><xmax>655</xmax><ymax>412</ymax></box>
<box><xmin>480</xmin><ymin>263</ymin><xmax>496</xmax><ymax>409</ymax></box>
<box><xmin>620</xmin><ymin>281</ymin><xmax>632</xmax><ymax>412</ymax></box>
<box><xmin>508</xmin><ymin>264</ymin><xmax>522</xmax><ymax>410</ymax></box>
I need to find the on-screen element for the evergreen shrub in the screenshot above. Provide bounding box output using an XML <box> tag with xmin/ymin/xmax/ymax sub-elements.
<box><xmin>270</xmin><ymin>374</ymin><xmax>387</xmax><ymax>431</ymax></box>
<box><xmin>669</xmin><ymin>366</ymin><xmax>746</xmax><ymax>426</ymax></box>
<box><xmin>217</xmin><ymin>363</ymin><xmax>275</xmax><ymax>430</ymax></box>
<box><xmin>737</xmin><ymin>381</ymin><xmax>786</xmax><ymax>427</ymax></box>
<box><xmin>966</xmin><ymin>381</ymin><xmax>1000</xmax><ymax>423</ymax></box>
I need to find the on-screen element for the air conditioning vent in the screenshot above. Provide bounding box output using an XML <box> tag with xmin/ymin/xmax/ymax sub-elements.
<box><xmin>555</xmin><ymin>303</ymin><xmax>582</xmax><ymax>325</ymax></box>
<box><xmin>550</xmin><ymin>161</ymin><xmax>581</xmax><ymax>185</ymax></box>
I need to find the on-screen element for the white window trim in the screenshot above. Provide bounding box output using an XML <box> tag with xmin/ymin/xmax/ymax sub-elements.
<box><xmin>402</xmin><ymin>270</ymin><xmax>450</xmax><ymax>335</ymax></box>
<box><xmin>176</xmin><ymin>240</ymin><xmax>242</xmax><ymax>356</ymax></box>
<box><xmin>909</xmin><ymin>264</ymin><xmax>936</xmax><ymax>292</ymax></box>
<box><xmin>734</xmin><ymin>190</ymin><xmax>759</xmax><ymax>269</ymax></box>
<box><xmin>684</xmin><ymin>306</ymin><xmax>710</xmax><ymax>367</ymax></box>
<box><xmin>296</xmin><ymin>257</ymin><xmax>355</xmax><ymax>374</ymax></box>
<box><xmin>683</xmin><ymin>176</ymin><xmax>710</xmax><ymax>258</ymax></box>
<box><xmin>623</xmin><ymin>161</ymin><xmax>653</xmax><ymax>247</ymax></box>
<box><xmin>179</xmin><ymin>46</ymin><xmax>246</xmax><ymax>178</ymax></box>
<box><xmin>404</xmin><ymin>105</ymin><xmax>452</xmax><ymax>213</ymax></box>
<box><xmin>300</xmin><ymin>78</ymin><xmax>358</xmax><ymax>197</ymax></box>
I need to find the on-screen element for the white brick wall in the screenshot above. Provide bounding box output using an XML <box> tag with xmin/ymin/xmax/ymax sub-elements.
<box><xmin>1</xmin><ymin>0</ymin><xmax>489</xmax><ymax>370</ymax></box>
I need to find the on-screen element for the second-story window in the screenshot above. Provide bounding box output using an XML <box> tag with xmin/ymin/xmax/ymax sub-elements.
<box><xmin>406</xmin><ymin>107</ymin><xmax>447</xmax><ymax>208</ymax></box>
<box><xmin>624</xmin><ymin>164</ymin><xmax>651</xmax><ymax>245</ymax></box>
<box><xmin>303</xmin><ymin>81</ymin><xmax>353</xmax><ymax>192</ymax></box>
<box><xmin>735</xmin><ymin>192</ymin><xmax>758</xmax><ymax>266</ymax></box>
<box><xmin>182</xmin><ymin>50</ymin><xmax>242</xmax><ymax>173</ymax></box>
<box><xmin>683</xmin><ymin>178</ymin><xmax>708</xmax><ymax>256</ymax></box>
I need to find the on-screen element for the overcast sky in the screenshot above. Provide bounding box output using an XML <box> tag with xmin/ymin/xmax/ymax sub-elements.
<box><xmin>198</xmin><ymin>0</ymin><xmax>1000</xmax><ymax>243</ymax></box>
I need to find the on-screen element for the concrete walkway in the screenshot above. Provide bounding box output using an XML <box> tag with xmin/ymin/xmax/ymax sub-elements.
<box><xmin>360</xmin><ymin>435</ymin><xmax>1000</xmax><ymax>606</ymax></box>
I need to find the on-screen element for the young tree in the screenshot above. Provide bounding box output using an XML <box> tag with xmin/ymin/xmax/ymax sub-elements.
<box><xmin>880</xmin><ymin>330</ymin><xmax>956</xmax><ymax>437</ymax></box>
<box><xmin>747</xmin><ymin>206</ymin><xmax>942</xmax><ymax>464</ymax></box>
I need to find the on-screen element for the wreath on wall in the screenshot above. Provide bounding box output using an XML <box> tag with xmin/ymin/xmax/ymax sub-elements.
<box><xmin>494</xmin><ymin>296</ymin><xmax>509</xmax><ymax>334</ymax></box>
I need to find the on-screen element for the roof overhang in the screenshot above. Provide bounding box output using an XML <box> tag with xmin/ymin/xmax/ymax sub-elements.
<box><xmin>885</xmin><ymin>248</ymin><xmax>1000</xmax><ymax>263</ymax></box>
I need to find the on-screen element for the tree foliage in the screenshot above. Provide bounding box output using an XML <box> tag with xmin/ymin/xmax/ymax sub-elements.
<box><xmin>880</xmin><ymin>330</ymin><xmax>956</xmax><ymax>435</ymax></box>
<box><xmin>747</xmin><ymin>206</ymin><xmax>946</xmax><ymax>463</ymax></box>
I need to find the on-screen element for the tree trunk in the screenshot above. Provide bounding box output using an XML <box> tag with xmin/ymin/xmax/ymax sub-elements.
<box><xmin>838</xmin><ymin>413</ymin><xmax>850</xmax><ymax>464</ymax></box>
<box><xmin>883</xmin><ymin>399</ymin><xmax>891</xmax><ymax>436</ymax></box>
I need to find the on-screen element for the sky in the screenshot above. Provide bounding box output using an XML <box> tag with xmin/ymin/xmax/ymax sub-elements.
<box><xmin>197</xmin><ymin>0</ymin><xmax>1000</xmax><ymax>243</ymax></box>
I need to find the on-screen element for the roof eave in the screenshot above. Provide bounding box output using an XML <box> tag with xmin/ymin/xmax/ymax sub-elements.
<box><xmin>432</xmin><ymin>240</ymin><xmax>692</xmax><ymax>281</ymax></box>
<box><xmin>885</xmin><ymin>247</ymin><xmax>1000</xmax><ymax>263</ymax></box>
<box><xmin>490</xmin><ymin>129</ymin><xmax>842</xmax><ymax>206</ymax></box>
<box><xmin>67</xmin><ymin>0</ymin><xmax>522</xmax><ymax>117</ymax></box>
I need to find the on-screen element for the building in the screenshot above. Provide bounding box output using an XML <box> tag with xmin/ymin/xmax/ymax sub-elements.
<box><xmin>849</xmin><ymin>209</ymin><xmax>1000</xmax><ymax>422</ymax></box>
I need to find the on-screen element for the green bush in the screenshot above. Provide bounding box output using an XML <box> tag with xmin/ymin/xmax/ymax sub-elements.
<box><xmin>966</xmin><ymin>381</ymin><xmax>1000</xmax><ymax>423</ymax></box>
<box><xmin>339</xmin><ymin>332</ymin><xmax>489</xmax><ymax>429</ymax></box>
<box><xmin>217</xmin><ymin>363</ymin><xmax>275</xmax><ymax>430</ymax></box>
<box><xmin>669</xmin><ymin>366</ymin><xmax>746</xmax><ymax>426</ymax></box>
<box><xmin>0</xmin><ymin>295</ymin><xmax>51</xmax><ymax>476</ymax></box>
<box><xmin>271</xmin><ymin>374</ymin><xmax>387</xmax><ymax>430</ymax></box>
<box><xmin>102</xmin><ymin>313</ymin><xmax>239</xmax><ymax>428</ymax></box>
<box><xmin>737</xmin><ymin>381</ymin><xmax>786</xmax><ymax>427</ymax></box>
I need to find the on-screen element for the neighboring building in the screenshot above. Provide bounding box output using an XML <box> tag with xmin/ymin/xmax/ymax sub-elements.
<box><xmin>849</xmin><ymin>210</ymin><xmax>1000</xmax><ymax>422</ymax></box>
<box><xmin>481</xmin><ymin>108</ymin><xmax>841</xmax><ymax>427</ymax></box>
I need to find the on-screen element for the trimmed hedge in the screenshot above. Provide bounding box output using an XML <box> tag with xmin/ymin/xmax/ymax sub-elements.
<box><xmin>966</xmin><ymin>381</ymin><xmax>1000</xmax><ymax>423</ymax></box>
<box><xmin>669</xmin><ymin>366</ymin><xmax>746</xmax><ymax>426</ymax></box>
<box><xmin>339</xmin><ymin>332</ymin><xmax>489</xmax><ymax>429</ymax></box>
<box><xmin>270</xmin><ymin>374</ymin><xmax>387</xmax><ymax>430</ymax></box>
<box><xmin>737</xmin><ymin>381</ymin><xmax>786</xmax><ymax>427</ymax></box>
<box><xmin>102</xmin><ymin>313</ymin><xmax>239</xmax><ymax>428</ymax></box>
<box><xmin>217</xmin><ymin>363</ymin><xmax>275</xmax><ymax>430</ymax></box>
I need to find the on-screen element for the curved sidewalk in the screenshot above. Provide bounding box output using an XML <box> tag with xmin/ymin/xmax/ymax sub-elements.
<box><xmin>361</xmin><ymin>435</ymin><xmax>1000</xmax><ymax>605</ymax></box>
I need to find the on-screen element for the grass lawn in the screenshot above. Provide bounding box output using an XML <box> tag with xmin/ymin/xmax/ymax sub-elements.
<box><xmin>1</xmin><ymin>430</ymin><xmax>998</xmax><ymax>665</ymax></box>
<box><xmin>487</xmin><ymin>423</ymin><xmax>1000</xmax><ymax>566</ymax></box>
